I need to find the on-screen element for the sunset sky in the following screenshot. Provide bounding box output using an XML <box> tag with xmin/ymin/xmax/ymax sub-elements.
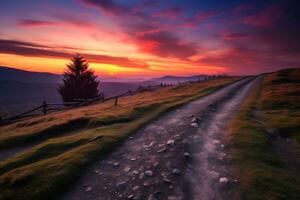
<box><xmin>0</xmin><ymin>0</ymin><xmax>299</xmax><ymax>79</ymax></box>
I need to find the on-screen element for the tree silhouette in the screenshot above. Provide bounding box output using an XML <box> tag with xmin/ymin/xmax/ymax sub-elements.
<box><xmin>58</xmin><ymin>54</ymin><xmax>99</xmax><ymax>102</ymax></box>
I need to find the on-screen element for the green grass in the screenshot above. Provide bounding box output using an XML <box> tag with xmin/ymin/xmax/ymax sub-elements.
<box><xmin>227</xmin><ymin>69</ymin><xmax>300</xmax><ymax>200</ymax></box>
<box><xmin>0</xmin><ymin>77</ymin><xmax>241</xmax><ymax>200</ymax></box>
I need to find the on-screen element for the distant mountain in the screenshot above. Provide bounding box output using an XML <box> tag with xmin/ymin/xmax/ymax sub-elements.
<box><xmin>0</xmin><ymin>67</ymin><xmax>159</xmax><ymax>117</ymax></box>
<box><xmin>150</xmin><ymin>75</ymin><xmax>207</xmax><ymax>84</ymax></box>
<box><xmin>0</xmin><ymin>66</ymin><xmax>62</xmax><ymax>83</ymax></box>
<box><xmin>0</xmin><ymin>66</ymin><xmax>208</xmax><ymax>117</ymax></box>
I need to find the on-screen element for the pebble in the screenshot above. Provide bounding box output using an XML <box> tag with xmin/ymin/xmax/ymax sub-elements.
<box><xmin>139</xmin><ymin>172</ymin><xmax>145</xmax><ymax>179</ymax></box>
<box><xmin>113</xmin><ymin>162</ymin><xmax>120</xmax><ymax>167</ymax></box>
<box><xmin>153</xmin><ymin>162</ymin><xmax>159</xmax><ymax>167</ymax></box>
<box><xmin>129</xmin><ymin>136</ymin><xmax>134</xmax><ymax>140</ymax></box>
<box><xmin>145</xmin><ymin>170</ymin><xmax>154</xmax><ymax>177</ymax></box>
<box><xmin>163</xmin><ymin>178</ymin><xmax>172</xmax><ymax>183</ymax></box>
<box><xmin>148</xmin><ymin>141</ymin><xmax>155</xmax><ymax>147</ymax></box>
<box><xmin>147</xmin><ymin>194</ymin><xmax>157</xmax><ymax>200</ymax></box>
<box><xmin>173</xmin><ymin>135</ymin><xmax>180</xmax><ymax>139</ymax></box>
<box><xmin>124</xmin><ymin>167</ymin><xmax>131</xmax><ymax>173</ymax></box>
<box><xmin>85</xmin><ymin>187</ymin><xmax>92</xmax><ymax>192</ymax></box>
<box><xmin>132</xmin><ymin>186</ymin><xmax>140</xmax><ymax>191</ymax></box>
<box><xmin>191</xmin><ymin>117</ymin><xmax>199</xmax><ymax>123</ymax></box>
<box><xmin>167</xmin><ymin>140</ymin><xmax>175</xmax><ymax>145</ymax></box>
<box><xmin>190</xmin><ymin>123</ymin><xmax>198</xmax><ymax>128</ymax></box>
<box><xmin>172</xmin><ymin>168</ymin><xmax>181</xmax><ymax>175</ymax></box>
<box><xmin>128</xmin><ymin>194</ymin><xmax>135</xmax><ymax>199</ymax></box>
<box><xmin>219</xmin><ymin>177</ymin><xmax>229</xmax><ymax>183</ymax></box>
<box><xmin>116</xmin><ymin>181</ymin><xmax>127</xmax><ymax>190</ymax></box>
<box><xmin>157</xmin><ymin>147</ymin><xmax>167</xmax><ymax>153</ymax></box>
<box><xmin>184</xmin><ymin>152</ymin><xmax>191</xmax><ymax>159</ymax></box>
<box><xmin>132</xmin><ymin>170</ymin><xmax>139</xmax><ymax>175</ymax></box>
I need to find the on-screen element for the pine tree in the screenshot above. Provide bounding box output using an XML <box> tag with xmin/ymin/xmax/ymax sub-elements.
<box><xmin>58</xmin><ymin>54</ymin><xmax>99</xmax><ymax>102</ymax></box>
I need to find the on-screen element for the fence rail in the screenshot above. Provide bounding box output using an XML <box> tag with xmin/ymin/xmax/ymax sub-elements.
<box><xmin>0</xmin><ymin>75</ymin><xmax>226</xmax><ymax>125</ymax></box>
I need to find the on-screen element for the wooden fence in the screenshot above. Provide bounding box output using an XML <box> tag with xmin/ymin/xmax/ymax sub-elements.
<box><xmin>0</xmin><ymin>75</ymin><xmax>226</xmax><ymax>125</ymax></box>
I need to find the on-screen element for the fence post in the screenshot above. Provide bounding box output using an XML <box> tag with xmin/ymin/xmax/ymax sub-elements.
<box><xmin>43</xmin><ymin>101</ymin><xmax>47</xmax><ymax>115</ymax></box>
<box><xmin>114</xmin><ymin>97</ymin><xmax>118</xmax><ymax>106</ymax></box>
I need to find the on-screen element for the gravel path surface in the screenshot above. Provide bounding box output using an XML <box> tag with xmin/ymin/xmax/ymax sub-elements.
<box><xmin>62</xmin><ymin>77</ymin><xmax>259</xmax><ymax>200</ymax></box>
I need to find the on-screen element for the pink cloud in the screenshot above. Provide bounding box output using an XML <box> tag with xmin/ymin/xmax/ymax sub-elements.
<box><xmin>17</xmin><ymin>19</ymin><xmax>58</xmax><ymax>27</ymax></box>
<box><xmin>0</xmin><ymin>39</ymin><xmax>149</xmax><ymax>69</ymax></box>
<box><xmin>134</xmin><ymin>32</ymin><xmax>198</xmax><ymax>59</ymax></box>
<box><xmin>79</xmin><ymin>0</ymin><xmax>129</xmax><ymax>16</ymax></box>
<box><xmin>243</xmin><ymin>4</ymin><xmax>283</xmax><ymax>27</ymax></box>
<box><xmin>195</xmin><ymin>11</ymin><xmax>216</xmax><ymax>21</ymax></box>
<box><xmin>152</xmin><ymin>7</ymin><xmax>183</xmax><ymax>19</ymax></box>
<box><xmin>233</xmin><ymin>3</ymin><xmax>254</xmax><ymax>14</ymax></box>
<box><xmin>222</xmin><ymin>32</ymin><xmax>248</xmax><ymax>40</ymax></box>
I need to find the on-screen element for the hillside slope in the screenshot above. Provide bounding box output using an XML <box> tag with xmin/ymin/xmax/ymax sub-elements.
<box><xmin>0</xmin><ymin>77</ymin><xmax>240</xmax><ymax>200</ymax></box>
<box><xmin>227</xmin><ymin>68</ymin><xmax>300</xmax><ymax>199</ymax></box>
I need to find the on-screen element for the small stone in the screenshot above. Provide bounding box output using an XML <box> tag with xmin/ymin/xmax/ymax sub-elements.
<box><xmin>128</xmin><ymin>194</ymin><xmax>135</xmax><ymax>199</ymax></box>
<box><xmin>190</xmin><ymin>123</ymin><xmax>198</xmax><ymax>128</ymax></box>
<box><xmin>145</xmin><ymin>170</ymin><xmax>154</xmax><ymax>177</ymax></box>
<box><xmin>148</xmin><ymin>141</ymin><xmax>155</xmax><ymax>147</ymax></box>
<box><xmin>173</xmin><ymin>135</ymin><xmax>180</xmax><ymax>139</ymax></box>
<box><xmin>219</xmin><ymin>177</ymin><xmax>229</xmax><ymax>183</ymax></box>
<box><xmin>163</xmin><ymin>178</ymin><xmax>172</xmax><ymax>183</ymax></box>
<box><xmin>131</xmin><ymin>157</ymin><xmax>137</xmax><ymax>161</ymax></box>
<box><xmin>132</xmin><ymin>170</ymin><xmax>139</xmax><ymax>175</ymax></box>
<box><xmin>132</xmin><ymin>186</ymin><xmax>140</xmax><ymax>191</ymax></box>
<box><xmin>85</xmin><ymin>187</ymin><xmax>92</xmax><ymax>192</ymax></box>
<box><xmin>95</xmin><ymin>170</ymin><xmax>103</xmax><ymax>175</ymax></box>
<box><xmin>157</xmin><ymin>147</ymin><xmax>167</xmax><ymax>153</ymax></box>
<box><xmin>139</xmin><ymin>172</ymin><xmax>145</xmax><ymax>179</ymax></box>
<box><xmin>153</xmin><ymin>162</ymin><xmax>159</xmax><ymax>167</ymax></box>
<box><xmin>113</xmin><ymin>162</ymin><xmax>120</xmax><ymax>167</ymax></box>
<box><xmin>129</xmin><ymin>136</ymin><xmax>134</xmax><ymax>140</ymax></box>
<box><xmin>172</xmin><ymin>168</ymin><xmax>181</xmax><ymax>175</ymax></box>
<box><xmin>147</xmin><ymin>194</ymin><xmax>157</xmax><ymax>200</ymax></box>
<box><xmin>191</xmin><ymin>117</ymin><xmax>199</xmax><ymax>123</ymax></box>
<box><xmin>124</xmin><ymin>167</ymin><xmax>131</xmax><ymax>172</ymax></box>
<box><xmin>167</xmin><ymin>140</ymin><xmax>175</xmax><ymax>145</ymax></box>
<box><xmin>116</xmin><ymin>181</ymin><xmax>127</xmax><ymax>190</ymax></box>
<box><xmin>184</xmin><ymin>152</ymin><xmax>191</xmax><ymax>159</ymax></box>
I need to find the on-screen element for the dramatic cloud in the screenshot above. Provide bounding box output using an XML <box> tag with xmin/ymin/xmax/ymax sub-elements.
<box><xmin>18</xmin><ymin>19</ymin><xmax>58</xmax><ymax>27</ymax></box>
<box><xmin>152</xmin><ymin>7</ymin><xmax>183</xmax><ymax>19</ymax></box>
<box><xmin>1</xmin><ymin>0</ymin><xmax>299</xmax><ymax>76</ymax></box>
<box><xmin>243</xmin><ymin>4</ymin><xmax>283</xmax><ymax>27</ymax></box>
<box><xmin>222</xmin><ymin>33</ymin><xmax>248</xmax><ymax>40</ymax></box>
<box><xmin>0</xmin><ymin>39</ymin><xmax>149</xmax><ymax>69</ymax></box>
<box><xmin>79</xmin><ymin>0</ymin><xmax>129</xmax><ymax>16</ymax></box>
<box><xmin>134</xmin><ymin>31</ymin><xmax>198</xmax><ymax>59</ymax></box>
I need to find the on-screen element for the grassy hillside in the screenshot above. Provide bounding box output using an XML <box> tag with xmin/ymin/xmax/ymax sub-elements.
<box><xmin>227</xmin><ymin>68</ymin><xmax>300</xmax><ymax>199</ymax></box>
<box><xmin>0</xmin><ymin>77</ymin><xmax>240</xmax><ymax>200</ymax></box>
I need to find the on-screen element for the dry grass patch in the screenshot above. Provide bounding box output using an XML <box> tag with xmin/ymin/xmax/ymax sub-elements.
<box><xmin>0</xmin><ymin>77</ymin><xmax>240</xmax><ymax>200</ymax></box>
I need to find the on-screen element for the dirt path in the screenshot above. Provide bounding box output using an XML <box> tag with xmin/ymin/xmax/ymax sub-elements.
<box><xmin>62</xmin><ymin>77</ymin><xmax>259</xmax><ymax>200</ymax></box>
